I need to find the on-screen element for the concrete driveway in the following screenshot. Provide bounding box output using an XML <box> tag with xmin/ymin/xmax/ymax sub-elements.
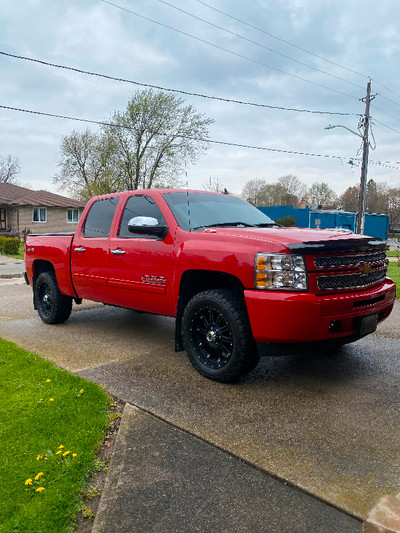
<box><xmin>1</xmin><ymin>279</ymin><xmax>399</xmax><ymax>520</ymax></box>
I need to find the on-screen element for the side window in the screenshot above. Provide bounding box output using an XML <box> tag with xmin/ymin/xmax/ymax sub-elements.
<box><xmin>118</xmin><ymin>195</ymin><xmax>166</xmax><ymax>239</ymax></box>
<box><xmin>67</xmin><ymin>208</ymin><xmax>80</xmax><ymax>223</ymax></box>
<box><xmin>32</xmin><ymin>207</ymin><xmax>47</xmax><ymax>223</ymax></box>
<box><xmin>82</xmin><ymin>197</ymin><xmax>119</xmax><ymax>238</ymax></box>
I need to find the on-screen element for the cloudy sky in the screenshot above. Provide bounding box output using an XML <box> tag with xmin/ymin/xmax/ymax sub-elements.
<box><xmin>1</xmin><ymin>0</ymin><xmax>400</xmax><ymax>197</ymax></box>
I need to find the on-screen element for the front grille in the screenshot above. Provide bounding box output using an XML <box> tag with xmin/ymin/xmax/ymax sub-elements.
<box><xmin>317</xmin><ymin>267</ymin><xmax>387</xmax><ymax>291</ymax></box>
<box><xmin>315</xmin><ymin>252</ymin><xmax>387</xmax><ymax>269</ymax></box>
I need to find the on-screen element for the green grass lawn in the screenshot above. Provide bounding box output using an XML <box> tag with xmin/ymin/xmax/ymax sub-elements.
<box><xmin>387</xmin><ymin>261</ymin><xmax>400</xmax><ymax>298</ymax></box>
<box><xmin>0</xmin><ymin>339</ymin><xmax>111</xmax><ymax>533</ymax></box>
<box><xmin>387</xmin><ymin>250</ymin><xmax>400</xmax><ymax>258</ymax></box>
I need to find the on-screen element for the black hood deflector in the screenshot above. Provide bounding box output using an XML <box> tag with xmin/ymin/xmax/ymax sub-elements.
<box><xmin>288</xmin><ymin>238</ymin><xmax>387</xmax><ymax>255</ymax></box>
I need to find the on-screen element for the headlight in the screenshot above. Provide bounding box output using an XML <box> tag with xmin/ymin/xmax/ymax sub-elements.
<box><xmin>255</xmin><ymin>253</ymin><xmax>308</xmax><ymax>291</ymax></box>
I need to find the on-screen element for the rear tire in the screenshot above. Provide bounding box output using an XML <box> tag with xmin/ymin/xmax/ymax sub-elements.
<box><xmin>182</xmin><ymin>289</ymin><xmax>259</xmax><ymax>382</ymax></box>
<box><xmin>35</xmin><ymin>271</ymin><xmax>72</xmax><ymax>324</ymax></box>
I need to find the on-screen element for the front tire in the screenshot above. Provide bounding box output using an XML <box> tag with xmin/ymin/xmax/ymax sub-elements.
<box><xmin>182</xmin><ymin>289</ymin><xmax>259</xmax><ymax>382</ymax></box>
<box><xmin>35</xmin><ymin>271</ymin><xmax>72</xmax><ymax>324</ymax></box>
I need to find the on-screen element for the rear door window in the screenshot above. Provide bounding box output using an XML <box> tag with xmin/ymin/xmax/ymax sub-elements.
<box><xmin>82</xmin><ymin>197</ymin><xmax>120</xmax><ymax>238</ymax></box>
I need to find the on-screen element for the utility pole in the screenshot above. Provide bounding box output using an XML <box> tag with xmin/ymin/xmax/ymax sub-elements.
<box><xmin>357</xmin><ymin>80</ymin><xmax>372</xmax><ymax>234</ymax></box>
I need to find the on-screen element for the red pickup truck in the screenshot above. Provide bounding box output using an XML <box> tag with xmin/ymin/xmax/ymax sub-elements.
<box><xmin>25</xmin><ymin>189</ymin><xmax>396</xmax><ymax>382</ymax></box>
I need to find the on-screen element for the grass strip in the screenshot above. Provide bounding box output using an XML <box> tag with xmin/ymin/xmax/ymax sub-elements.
<box><xmin>0</xmin><ymin>338</ymin><xmax>110</xmax><ymax>533</ymax></box>
<box><xmin>387</xmin><ymin>262</ymin><xmax>400</xmax><ymax>299</ymax></box>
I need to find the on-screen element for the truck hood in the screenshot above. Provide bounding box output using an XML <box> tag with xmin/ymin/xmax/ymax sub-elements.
<box><xmin>200</xmin><ymin>226</ymin><xmax>387</xmax><ymax>254</ymax></box>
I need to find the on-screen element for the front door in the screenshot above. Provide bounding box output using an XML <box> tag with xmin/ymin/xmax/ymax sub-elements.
<box><xmin>0</xmin><ymin>208</ymin><xmax>6</xmax><ymax>231</ymax></box>
<box><xmin>107</xmin><ymin>194</ymin><xmax>175</xmax><ymax>316</ymax></box>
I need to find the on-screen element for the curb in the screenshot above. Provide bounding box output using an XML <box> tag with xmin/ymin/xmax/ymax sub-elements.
<box><xmin>0</xmin><ymin>273</ymin><xmax>24</xmax><ymax>279</ymax></box>
<box><xmin>363</xmin><ymin>493</ymin><xmax>400</xmax><ymax>532</ymax></box>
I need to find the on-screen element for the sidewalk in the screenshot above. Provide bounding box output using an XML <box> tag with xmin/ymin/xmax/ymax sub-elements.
<box><xmin>0</xmin><ymin>254</ymin><xmax>24</xmax><ymax>279</ymax></box>
<box><xmin>91</xmin><ymin>404</ymin><xmax>361</xmax><ymax>533</ymax></box>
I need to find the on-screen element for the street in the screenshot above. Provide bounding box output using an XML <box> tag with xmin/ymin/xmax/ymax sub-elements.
<box><xmin>1</xmin><ymin>279</ymin><xmax>399</xmax><ymax>520</ymax></box>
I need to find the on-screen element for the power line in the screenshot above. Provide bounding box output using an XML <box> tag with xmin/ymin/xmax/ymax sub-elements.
<box><xmin>0</xmin><ymin>50</ymin><xmax>359</xmax><ymax>117</ymax></box>
<box><xmin>1</xmin><ymin>103</ymin><xmax>398</xmax><ymax>168</ymax></box>
<box><xmin>371</xmin><ymin>118</ymin><xmax>400</xmax><ymax>135</ymax></box>
<box><xmin>371</xmin><ymin>103</ymin><xmax>400</xmax><ymax>124</ymax></box>
<box><xmin>100</xmin><ymin>0</ymin><xmax>360</xmax><ymax>101</ymax></box>
<box><xmin>192</xmin><ymin>0</ymin><xmax>400</xmax><ymax>102</ymax></box>
<box><xmin>153</xmin><ymin>0</ymin><xmax>366</xmax><ymax>92</ymax></box>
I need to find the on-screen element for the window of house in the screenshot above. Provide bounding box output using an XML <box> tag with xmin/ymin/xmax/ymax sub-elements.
<box><xmin>0</xmin><ymin>208</ymin><xmax>6</xmax><ymax>231</ymax></box>
<box><xmin>32</xmin><ymin>207</ymin><xmax>47</xmax><ymax>223</ymax></box>
<box><xmin>67</xmin><ymin>208</ymin><xmax>80</xmax><ymax>223</ymax></box>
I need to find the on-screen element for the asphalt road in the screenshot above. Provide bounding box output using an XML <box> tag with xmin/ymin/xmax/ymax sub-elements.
<box><xmin>1</xmin><ymin>279</ymin><xmax>399</xmax><ymax>520</ymax></box>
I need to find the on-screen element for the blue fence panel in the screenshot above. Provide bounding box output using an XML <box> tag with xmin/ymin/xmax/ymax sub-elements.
<box><xmin>258</xmin><ymin>206</ymin><xmax>389</xmax><ymax>239</ymax></box>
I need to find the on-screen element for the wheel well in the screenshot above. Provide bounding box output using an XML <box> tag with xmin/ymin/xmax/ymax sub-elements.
<box><xmin>32</xmin><ymin>260</ymin><xmax>55</xmax><ymax>286</ymax></box>
<box><xmin>175</xmin><ymin>270</ymin><xmax>245</xmax><ymax>351</ymax></box>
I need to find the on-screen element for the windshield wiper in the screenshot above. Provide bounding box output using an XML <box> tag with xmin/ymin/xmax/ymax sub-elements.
<box><xmin>193</xmin><ymin>222</ymin><xmax>256</xmax><ymax>230</ymax></box>
<box><xmin>253</xmin><ymin>222</ymin><xmax>281</xmax><ymax>227</ymax></box>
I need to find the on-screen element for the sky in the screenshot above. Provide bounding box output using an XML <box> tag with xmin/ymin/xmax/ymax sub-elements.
<box><xmin>1</xmin><ymin>0</ymin><xmax>400</xmax><ymax>198</ymax></box>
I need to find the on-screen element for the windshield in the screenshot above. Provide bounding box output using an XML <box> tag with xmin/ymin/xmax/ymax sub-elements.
<box><xmin>162</xmin><ymin>192</ymin><xmax>276</xmax><ymax>231</ymax></box>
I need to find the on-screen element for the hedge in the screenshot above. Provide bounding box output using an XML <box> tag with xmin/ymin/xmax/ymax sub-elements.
<box><xmin>0</xmin><ymin>236</ymin><xmax>20</xmax><ymax>255</ymax></box>
<box><xmin>275</xmin><ymin>215</ymin><xmax>297</xmax><ymax>227</ymax></box>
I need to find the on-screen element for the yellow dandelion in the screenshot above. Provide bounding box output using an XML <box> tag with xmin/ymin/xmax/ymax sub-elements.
<box><xmin>45</xmin><ymin>379</ymin><xmax>51</xmax><ymax>383</ymax></box>
<box><xmin>39</xmin><ymin>399</ymin><xmax>44</xmax><ymax>402</ymax></box>
<box><xmin>72</xmin><ymin>453</ymin><xmax>77</xmax><ymax>458</ymax></box>
<box><xmin>63</xmin><ymin>451</ymin><xmax>70</xmax><ymax>457</ymax></box>
<box><xmin>58</xmin><ymin>445</ymin><xmax>64</xmax><ymax>449</ymax></box>
<box><xmin>25</xmin><ymin>478</ymin><xmax>33</xmax><ymax>486</ymax></box>
<box><xmin>79</xmin><ymin>389</ymin><xmax>84</xmax><ymax>393</ymax></box>
<box><xmin>36</xmin><ymin>487</ymin><xmax>45</xmax><ymax>493</ymax></box>
<box><xmin>34</xmin><ymin>472</ymin><xmax>44</xmax><ymax>481</ymax></box>
<box><xmin>55</xmin><ymin>450</ymin><xmax>62</xmax><ymax>456</ymax></box>
<box><xmin>49</xmin><ymin>398</ymin><xmax>54</xmax><ymax>402</ymax></box>
<box><xmin>36</xmin><ymin>455</ymin><xmax>41</xmax><ymax>461</ymax></box>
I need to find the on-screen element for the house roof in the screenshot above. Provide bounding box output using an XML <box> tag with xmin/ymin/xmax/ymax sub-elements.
<box><xmin>0</xmin><ymin>183</ymin><xmax>86</xmax><ymax>208</ymax></box>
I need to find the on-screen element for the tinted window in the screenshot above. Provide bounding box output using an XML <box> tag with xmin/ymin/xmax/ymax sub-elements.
<box><xmin>118</xmin><ymin>195</ymin><xmax>167</xmax><ymax>238</ymax></box>
<box><xmin>82</xmin><ymin>197</ymin><xmax>119</xmax><ymax>238</ymax></box>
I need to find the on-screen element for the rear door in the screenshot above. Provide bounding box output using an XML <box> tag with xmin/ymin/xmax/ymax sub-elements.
<box><xmin>71</xmin><ymin>196</ymin><xmax>120</xmax><ymax>302</ymax></box>
<box><xmin>107</xmin><ymin>193</ymin><xmax>175</xmax><ymax>316</ymax></box>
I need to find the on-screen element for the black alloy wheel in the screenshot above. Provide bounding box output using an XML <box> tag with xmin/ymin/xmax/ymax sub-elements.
<box><xmin>190</xmin><ymin>307</ymin><xmax>234</xmax><ymax>370</ymax></box>
<box><xmin>35</xmin><ymin>271</ymin><xmax>73</xmax><ymax>324</ymax></box>
<box><xmin>182</xmin><ymin>289</ymin><xmax>259</xmax><ymax>382</ymax></box>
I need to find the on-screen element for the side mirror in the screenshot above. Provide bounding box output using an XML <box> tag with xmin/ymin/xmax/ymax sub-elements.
<box><xmin>127</xmin><ymin>217</ymin><xmax>168</xmax><ymax>239</ymax></box>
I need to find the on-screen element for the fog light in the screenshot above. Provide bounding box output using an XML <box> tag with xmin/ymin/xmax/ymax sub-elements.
<box><xmin>329</xmin><ymin>320</ymin><xmax>342</xmax><ymax>332</ymax></box>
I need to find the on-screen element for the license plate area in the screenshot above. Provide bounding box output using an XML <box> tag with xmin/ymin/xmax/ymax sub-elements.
<box><xmin>354</xmin><ymin>313</ymin><xmax>378</xmax><ymax>336</ymax></box>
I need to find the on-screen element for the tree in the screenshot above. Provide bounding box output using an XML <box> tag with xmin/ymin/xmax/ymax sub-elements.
<box><xmin>242</xmin><ymin>177</ymin><xmax>305</xmax><ymax>207</ymax></box>
<box><xmin>53</xmin><ymin>129</ymin><xmax>118</xmax><ymax>199</ymax></box>
<box><xmin>388</xmin><ymin>188</ymin><xmax>400</xmax><ymax>232</ymax></box>
<box><xmin>0</xmin><ymin>154</ymin><xmax>21</xmax><ymax>183</ymax></box>
<box><xmin>202</xmin><ymin>177</ymin><xmax>225</xmax><ymax>193</ymax></box>
<box><xmin>54</xmin><ymin>90</ymin><xmax>213</xmax><ymax>198</ymax></box>
<box><xmin>277</xmin><ymin>175</ymin><xmax>307</xmax><ymax>207</ymax></box>
<box><xmin>339</xmin><ymin>186</ymin><xmax>359</xmax><ymax>211</ymax></box>
<box><xmin>307</xmin><ymin>182</ymin><xmax>337</xmax><ymax>207</ymax></box>
<box><xmin>241</xmin><ymin>179</ymin><xmax>267</xmax><ymax>206</ymax></box>
<box><xmin>366</xmin><ymin>179</ymin><xmax>389</xmax><ymax>214</ymax></box>
<box><xmin>104</xmin><ymin>90</ymin><xmax>213</xmax><ymax>190</ymax></box>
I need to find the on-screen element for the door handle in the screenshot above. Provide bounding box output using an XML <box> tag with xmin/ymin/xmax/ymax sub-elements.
<box><xmin>74</xmin><ymin>247</ymin><xmax>86</xmax><ymax>253</ymax></box>
<box><xmin>111</xmin><ymin>249</ymin><xmax>126</xmax><ymax>255</ymax></box>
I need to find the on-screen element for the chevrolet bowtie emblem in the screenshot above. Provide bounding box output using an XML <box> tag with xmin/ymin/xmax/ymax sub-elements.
<box><xmin>358</xmin><ymin>263</ymin><xmax>372</xmax><ymax>274</ymax></box>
